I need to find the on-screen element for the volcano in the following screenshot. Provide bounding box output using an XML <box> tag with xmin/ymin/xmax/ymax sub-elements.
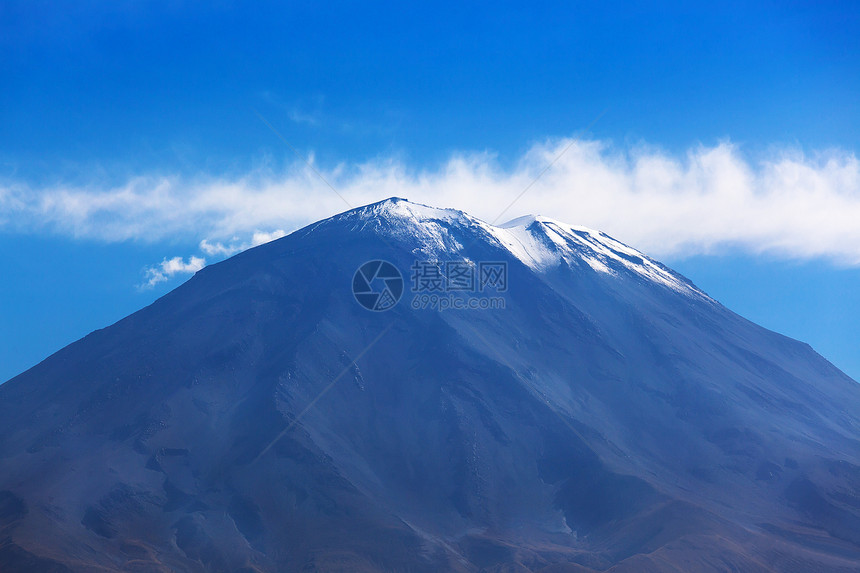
<box><xmin>1</xmin><ymin>198</ymin><xmax>858</xmax><ymax>572</ymax></box>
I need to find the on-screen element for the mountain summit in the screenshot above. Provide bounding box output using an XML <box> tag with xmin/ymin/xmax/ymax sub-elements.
<box><xmin>1</xmin><ymin>198</ymin><xmax>859</xmax><ymax>572</ymax></box>
<box><xmin>332</xmin><ymin>197</ymin><xmax>702</xmax><ymax>295</ymax></box>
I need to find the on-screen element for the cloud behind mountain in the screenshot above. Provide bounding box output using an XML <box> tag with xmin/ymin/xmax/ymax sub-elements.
<box><xmin>2</xmin><ymin>139</ymin><xmax>859</xmax><ymax>263</ymax></box>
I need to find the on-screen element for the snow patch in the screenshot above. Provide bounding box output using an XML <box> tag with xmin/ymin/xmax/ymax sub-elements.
<box><xmin>338</xmin><ymin>198</ymin><xmax>709</xmax><ymax>298</ymax></box>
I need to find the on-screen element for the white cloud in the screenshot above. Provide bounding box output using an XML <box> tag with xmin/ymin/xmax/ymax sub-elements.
<box><xmin>141</xmin><ymin>256</ymin><xmax>206</xmax><ymax>289</ymax></box>
<box><xmin>2</xmin><ymin>138</ymin><xmax>860</xmax><ymax>264</ymax></box>
<box><xmin>200</xmin><ymin>229</ymin><xmax>288</xmax><ymax>257</ymax></box>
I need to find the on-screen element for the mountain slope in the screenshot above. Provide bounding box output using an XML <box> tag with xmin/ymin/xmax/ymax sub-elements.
<box><xmin>1</xmin><ymin>198</ymin><xmax>858</xmax><ymax>572</ymax></box>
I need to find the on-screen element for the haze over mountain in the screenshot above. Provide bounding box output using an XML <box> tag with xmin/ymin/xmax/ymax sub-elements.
<box><xmin>1</xmin><ymin>198</ymin><xmax>858</xmax><ymax>572</ymax></box>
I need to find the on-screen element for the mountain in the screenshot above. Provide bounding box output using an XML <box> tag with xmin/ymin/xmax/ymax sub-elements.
<box><xmin>1</xmin><ymin>197</ymin><xmax>859</xmax><ymax>572</ymax></box>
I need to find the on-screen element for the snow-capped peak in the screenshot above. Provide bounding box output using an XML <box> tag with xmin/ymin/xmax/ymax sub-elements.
<box><xmin>333</xmin><ymin>198</ymin><xmax>706</xmax><ymax>298</ymax></box>
<box><xmin>494</xmin><ymin>214</ymin><xmax>705</xmax><ymax>296</ymax></box>
<box><xmin>346</xmin><ymin>197</ymin><xmax>472</xmax><ymax>227</ymax></box>
<box><xmin>334</xmin><ymin>197</ymin><xmax>473</xmax><ymax>255</ymax></box>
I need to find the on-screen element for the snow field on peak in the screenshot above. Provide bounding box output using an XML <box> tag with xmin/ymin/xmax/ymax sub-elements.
<box><xmin>339</xmin><ymin>198</ymin><xmax>707</xmax><ymax>298</ymax></box>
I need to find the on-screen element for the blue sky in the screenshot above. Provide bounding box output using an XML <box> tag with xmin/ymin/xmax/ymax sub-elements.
<box><xmin>1</xmin><ymin>1</ymin><xmax>859</xmax><ymax>382</ymax></box>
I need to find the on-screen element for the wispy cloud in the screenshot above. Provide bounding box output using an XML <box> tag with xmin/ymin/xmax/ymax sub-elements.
<box><xmin>260</xmin><ymin>91</ymin><xmax>324</xmax><ymax>127</ymax></box>
<box><xmin>143</xmin><ymin>230</ymin><xmax>288</xmax><ymax>288</ymax></box>
<box><xmin>287</xmin><ymin>108</ymin><xmax>321</xmax><ymax>126</ymax></box>
<box><xmin>200</xmin><ymin>229</ymin><xmax>288</xmax><ymax>257</ymax></box>
<box><xmin>2</xmin><ymin>138</ymin><xmax>860</xmax><ymax>264</ymax></box>
<box><xmin>141</xmin><ymin>256</ymin><xmax>206</xmax><ymax>289</ymax></box>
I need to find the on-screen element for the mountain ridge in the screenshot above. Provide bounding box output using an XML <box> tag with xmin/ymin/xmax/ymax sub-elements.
<box><xmin>310</xmin><ymin>197</ymin><xmax>708</xmax><ymax>298</ymax></box>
